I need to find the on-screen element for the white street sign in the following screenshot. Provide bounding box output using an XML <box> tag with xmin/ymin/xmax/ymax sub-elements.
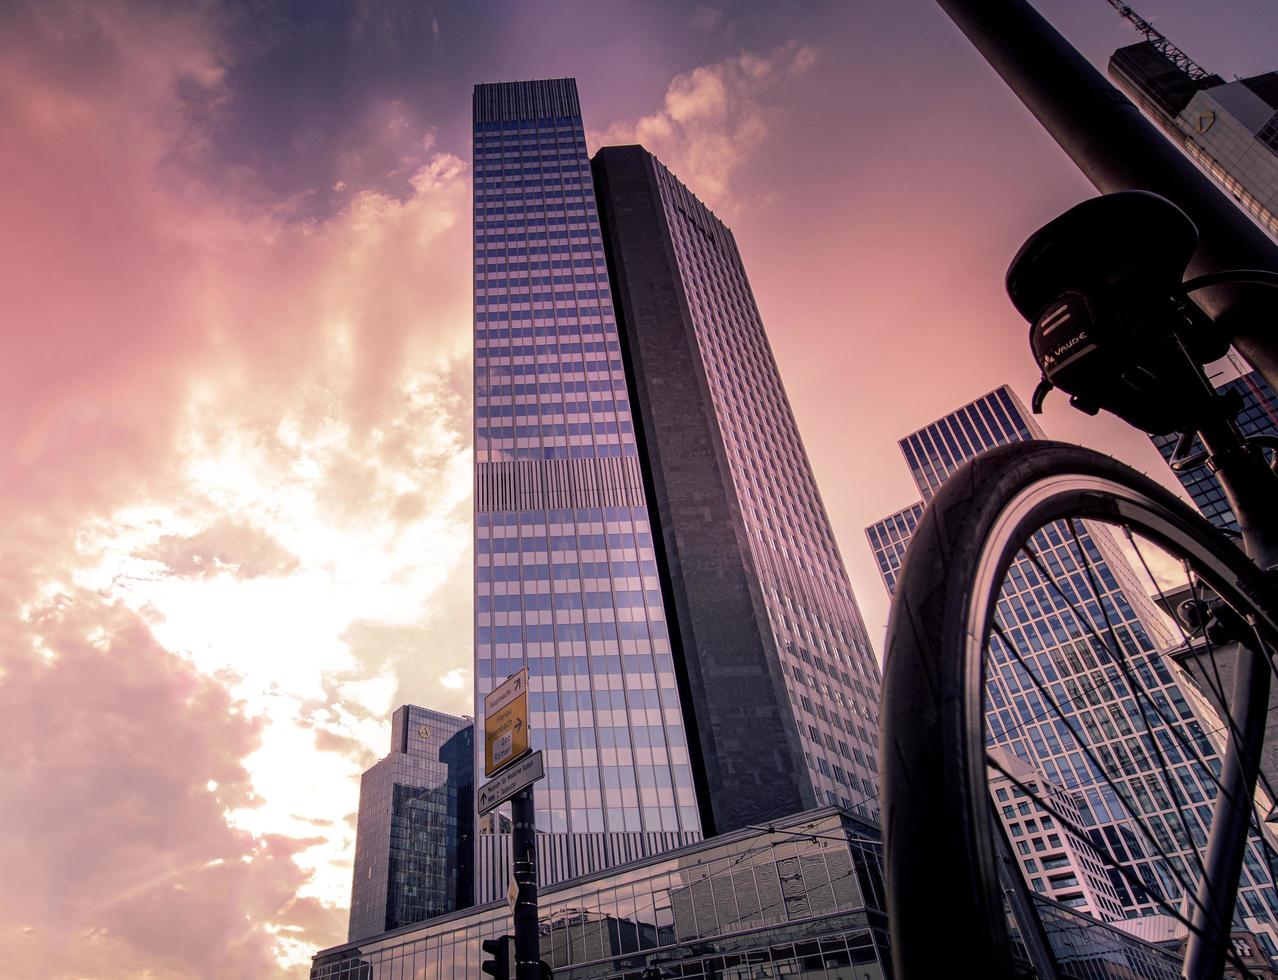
<box><xmin>477</xmin><ymin>750</ymin><xmax>544</xmax><ymax>815</ymax></box>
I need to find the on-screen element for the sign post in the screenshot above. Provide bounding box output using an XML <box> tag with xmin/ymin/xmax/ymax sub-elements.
<box><xmin>510</xmin><ymin>786</ymin><xmax>539</xmax><ymax>980</ymax></box>
<box><xmin>481</xmin><ymin>669</ymin><xmax>543</xmax><ymax>980</ymax></box>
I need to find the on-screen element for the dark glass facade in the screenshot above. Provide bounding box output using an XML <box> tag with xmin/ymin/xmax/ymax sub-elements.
<box><xmin>865</xmin><ymin>387</ymin><xmax>1278</xmax><ymax>925</ymax></box>
<box><xmin>593</xmin><ymin>146</ymin><xmax>882</xmax><ymax>832</ymax></box>
<box><xmin>1150</xmin><ymin>368</ymin><xmax>1278</xmax><ymax>531</ymax></box>
<box><xmin>348</xmin><ymin>706</ymin><xmax>474</xmax><ymax>942</ymax></box>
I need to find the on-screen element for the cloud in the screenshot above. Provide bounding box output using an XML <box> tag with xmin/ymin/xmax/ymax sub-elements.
<box><xmin>0</xmin><ymin>1</ymin><xmax>475</xmax><ymax>975</ymax></box>
<box><xmin>439</xmin><ymin>667</ymin><xmax>467</xmax><ymax>690</ymax></box>
<box><xmin>0</xmin><ymin>592</ymin><xmax>316</xmax><ymax>978</ymax></box>
<box><xmin>140</xmin><ymin>519</ymin><xmax>301</xmax><ymax>580</ymax></box>
<box><xmin>589</xmin><ymin>41</ymin><xmax>819</xmax><ymax>212</ymax></box>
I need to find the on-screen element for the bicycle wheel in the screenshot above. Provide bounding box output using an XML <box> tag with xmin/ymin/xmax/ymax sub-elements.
<box><xmin>881</xmin><ymin>440</ymin><xmax>1278</xmax><ymax>979</ymax></box>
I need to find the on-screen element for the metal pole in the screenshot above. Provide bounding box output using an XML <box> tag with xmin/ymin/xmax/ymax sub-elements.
<box><xmin>933</xmin><ymin>0</ymin><xmax>1278</xmax><ymax>394</ymax></box>
<box><xmin>510</xmin><ymin>787</ymin><xmax>540</xmax><ymax>980</ymax></box>
<box><xmin>1185</xmin><ymin>643</ymin><xmax>1270</xmax><ymax>979</ymax></box>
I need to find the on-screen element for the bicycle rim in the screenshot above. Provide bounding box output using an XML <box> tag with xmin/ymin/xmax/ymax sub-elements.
<box><xmin>882</xmin><ymin>442</ymin><xmax>1278</xmax><ymax>979</ymax></box>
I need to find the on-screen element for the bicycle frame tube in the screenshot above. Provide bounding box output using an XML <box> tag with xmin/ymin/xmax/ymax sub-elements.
<box><xmin>1183</xmin><ymin>421</ymin><xmax>1278</xmax><ymax>979</ymax></box>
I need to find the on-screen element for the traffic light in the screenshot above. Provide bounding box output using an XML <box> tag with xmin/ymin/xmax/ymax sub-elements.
<box><xmin>480</xmin><ymin>935</ymin><xmax>510</xmax><ymax>980</ymax></box>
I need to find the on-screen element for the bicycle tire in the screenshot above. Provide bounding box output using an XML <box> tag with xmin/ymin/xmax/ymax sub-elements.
<box><xmin>880</xmin><ymin>439</ymin><xmax>1278</xmax><ymax>978</ymax></box>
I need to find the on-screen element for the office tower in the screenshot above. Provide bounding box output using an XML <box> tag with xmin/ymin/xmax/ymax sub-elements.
<box><xmin>988</xmin><ymin>747</ymin><xmax>1126</xmax><ymax>923</ymax></box>
<box><xmin>472</xmin><ymin>79</ymin><xmax>703</xmax><ymax>900</ymax></box>
<box><xmin>1109</xmin><ymin>40</ymin><xmax>1278</xmax><ymax>239</ymax></box>
<box><xmin>348</xmin><ymin>706</ymin><xmax>474</xmax><ymax>942</ymax></box>
<box><xmin>865</xmin><ymin>386</ymin><xmax>1278</xmax><ymax>925</ymax></box>
<box><xmin>865</xmin><ymin>386</ymin><xmax>1035</xmax><ymax>595</ymax></box>
<box><xmin>864</xmin><ymin>502</ymin><xmax>923</xmax><ymax>597</ymax></box>
<box><xmin>593</xmin><ymin>145</ymin><xmax>882</xmax><ymax>831</ymax></box>
<box><xmin>473</xmin><ymin>80</ymin><xmax>883</xmax><ymax>900</ymax></box>
<box><xmin>1150</xmin><ymin>361</ymin><xmax>1278</xmax><ymax>531</ymax></box>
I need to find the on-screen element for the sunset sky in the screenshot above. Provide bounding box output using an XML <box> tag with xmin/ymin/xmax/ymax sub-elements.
<box><xmin>5</xmin><ymin>1</ymin><xmax>1278</xmax><ymax>976</ymax></box>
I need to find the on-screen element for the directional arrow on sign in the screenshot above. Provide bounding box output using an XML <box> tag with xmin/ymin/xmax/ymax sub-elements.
<box><xmin>478</xmin><ymin>750</ymin><xmax>545</xmax><ymax>815</ymax></box>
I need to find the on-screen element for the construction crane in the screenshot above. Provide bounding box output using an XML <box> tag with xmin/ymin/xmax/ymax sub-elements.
<box><xmin>1106</xmin><ymin>0</ymin><xmax>1213</xmax><ymax>81</ymax></box>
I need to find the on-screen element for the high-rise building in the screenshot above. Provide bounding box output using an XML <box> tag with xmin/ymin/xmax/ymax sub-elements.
<box><xmin>472</xmin><ymin>79</ymin><xmax>703</xmax><ymax>899</ymax></box>
<box><xmin>864</xmin><ymin>502</ymin><xmax>923</xmax><ymax>597</ymax></box>
<box><xmin>1149</xmin><ymin>360</ymin><xmax>1278</xmax><ymax>532</ymax></box>
<box><xmin>593</xmin><ymin>145</ymin><xmax>882</xmax><ymax>832</ymax></box>
<box><xmin>865</xmin><ymin>386</ymin><xmax>1278</xmax><ymax>926</ymax></box>
<box><xmin>472</xmin><ymin>79</ymin><xmax>882</xmax><ymax>901</ymax></box>
<box><xmin>1110</xmin><ymin>40</ymin><xmax>1278</xmax><ymax>239</ymax></box>
<box><xmin>348</xmin><ymin>706</ymin><xmax>474</xmax><ymax>942</ymax></box>
<box><xmin>988</xmin><ymin>747</ymin><xmax>1126</xmax><ymax>923</ymax></box>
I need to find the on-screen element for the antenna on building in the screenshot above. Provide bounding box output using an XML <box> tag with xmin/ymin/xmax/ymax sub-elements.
<box><xmin>1105</xmin><ymin>1</ymin><xmax>1213</xmax><ymax>81</ymax></box>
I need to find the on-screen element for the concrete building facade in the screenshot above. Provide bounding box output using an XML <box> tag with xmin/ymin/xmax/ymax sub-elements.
<box><xmin>1110</xmin><ymin>40</ymin><xmax>1278</xmax><ymax>239</ymax></box>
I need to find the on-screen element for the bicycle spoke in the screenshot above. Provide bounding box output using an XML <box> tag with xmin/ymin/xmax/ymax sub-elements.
<box><xmin>1125</xmin><ymin>531</ymin><xmax>1278</xmax><ymax>906</ymax></box>
<box><xmin>989</xmin><ymin>615</ymin><xmax>1209</xmax><ymax>916</ymax></box>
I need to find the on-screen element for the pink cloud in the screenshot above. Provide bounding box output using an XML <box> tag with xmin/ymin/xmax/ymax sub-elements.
<box><xmin>1</xmin><ymin>2</ymin><xmax>476</xmax><ymax>974</ymax></box>
<box><xmin>140</xmin><ymin>519</ymin><xmax>301</xmax><ymax>580</ymax></box>
<box><xmin>0</xmin><ymin>592</ymin><xmax>319</xmax><ymax>976</ymax></box>
<box><xmin>589</xmin><ymin>41</ymin><xmax>819</xmax><ymax>212</ymax></box>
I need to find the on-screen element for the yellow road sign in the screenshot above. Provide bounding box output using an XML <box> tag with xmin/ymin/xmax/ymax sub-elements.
<box><xmin>484</xmin><ymin>667</ymin><xmax>530</xmax><ymax>776</ymax></box>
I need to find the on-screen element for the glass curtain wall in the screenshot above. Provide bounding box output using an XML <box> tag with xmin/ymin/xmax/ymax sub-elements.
<box><xmin>472</xmin><ymin>80</ymin><xmax>701</xmax><ymax>861</ymax></box>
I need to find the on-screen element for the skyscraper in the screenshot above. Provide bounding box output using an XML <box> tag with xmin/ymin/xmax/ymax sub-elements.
<box><xmin>472</xmin><ymin>79</ymin><xmax>882</xmax><ymax>899</ymax></box>
<box><xmin>348</xmin><ymin>706</ymin><xmax>474</xmax><ymax>942</ymax></box>
<box><xmin>473</xmin><ymin>79</ymin><xmax>702</xmax><ymax>899</ymax></box>
<box><xmin>866</xmin><ymin>386</ymin><xmax>1278</xmax><ymax>925</ymax></box>
<box><xmin>593</xmin><ymin>145</ymin><xmax>882</xmax><ymax>829</ymax></box>
<box><xmin>1110</xmin><ymin>40</ymin><xmax>1278</xmax><ymax>239</ymax></box>
<box><xmin>1149</xmin><ymin>361</ymin><xmax>1278</xmax><ymax>532</ymax></box>
<box><xmin>988</xmin><ymin>746</ymin><xmax>1126</xmax><ymax>923</ymax></box>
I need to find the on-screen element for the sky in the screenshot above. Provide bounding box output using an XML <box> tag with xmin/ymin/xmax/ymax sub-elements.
<box><xmin>4</xmin><ymin>0</ymin><xmax>1278</xmax><ymax>976</ymax></box>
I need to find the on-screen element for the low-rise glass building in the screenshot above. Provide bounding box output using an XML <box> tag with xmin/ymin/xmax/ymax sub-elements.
<box><xmin>316</xmin><ymin>807</ymin><xmax>1182</xmax><ymax>979</ymax></box>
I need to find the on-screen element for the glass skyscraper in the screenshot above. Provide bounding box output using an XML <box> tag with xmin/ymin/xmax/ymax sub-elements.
<box><xmin>473</xmin><ymin>80</ymin><xmax>882</xmax><ymax>900</ymax></box>
<box><xmin>866</xmin><ymin>386</ymin><xmax>1034</xmax><ymax>595</ymax></box>
<box><xmin>473</xmin><ymin>79</ymin><xmax>702</xmax><ymax>900</ymax></box>
<box><xmin>348</xmin><ymin>706</ymin><xmax>474</xmax><ymax>941</ymax></box>
<box><xmin>866</xmin><ymin>386</ymin><xmax>1278</xmax><ymax>925</ymax></box>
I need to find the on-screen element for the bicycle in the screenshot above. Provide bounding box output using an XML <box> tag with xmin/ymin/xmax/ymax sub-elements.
<box><xmin>880</xmin><ymin>191</ymin><xmax>1278</xmax><ymax>980</ymax></box>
